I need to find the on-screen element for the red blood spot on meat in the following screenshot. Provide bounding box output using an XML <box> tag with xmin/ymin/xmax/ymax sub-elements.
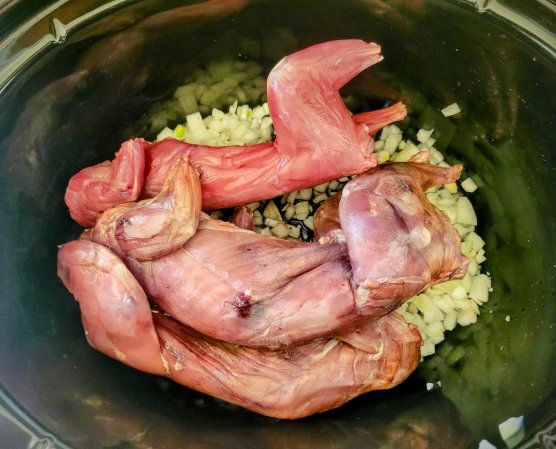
<box><xmin>115</xmin><ymin>217</ymin><xmax>132</xmax><ymax>240</ymax></box>
<box><xmin>118</xmin><ymin>217</ymin><xmax>131</xmax><ymax>227</ymax></box>
<box><xmin>229</xmin><ymin>292</ymin><xmax>252</xmax><ymax>318</ymax></box>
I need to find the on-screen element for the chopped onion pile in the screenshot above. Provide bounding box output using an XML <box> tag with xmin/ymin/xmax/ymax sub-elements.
<box><xmin>156</xmin><ymin>101</ymin><xmax>273</xmax><ymax>146</ymax></box>
<box><xmin>152</xmin><ymin>62</ymin><xmax>491</xmax><ymax>359</ymax></box>
<box><xmin>144</xmin><ymin>59</ymin><xmax>267</xmax><ymax>136</ymax></box>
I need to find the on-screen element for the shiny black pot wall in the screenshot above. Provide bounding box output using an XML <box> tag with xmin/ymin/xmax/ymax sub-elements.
<box><xmin>0</xmin><ymin>1</ymin><xmax>554</xmax><ymax>448</ymax></box>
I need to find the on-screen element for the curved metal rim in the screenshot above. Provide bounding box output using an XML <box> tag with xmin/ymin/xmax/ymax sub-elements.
<box><xmin>520</xmin><ymin>419</ymin><xmax>556</xmax><ymax>448</ymax></box>
<box><xmin>0</xmin><ymin>0</ymin><xmax>135</xmax><ymax>95</ymax></box>
<box><xmin>0</xmin><ymin>387</ymin><xmax>70</xmax><ymax>449</ymax></box>
<box><xmin>461</xmin><ymin>0</ymin><xmax>556</xmax><ymax>57</ymax></box>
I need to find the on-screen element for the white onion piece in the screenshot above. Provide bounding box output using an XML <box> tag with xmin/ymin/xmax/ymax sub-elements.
<box><xmin>441</xmin><ymin>102</ymin><xmax>462</xmax><ymax>117</ymax></box>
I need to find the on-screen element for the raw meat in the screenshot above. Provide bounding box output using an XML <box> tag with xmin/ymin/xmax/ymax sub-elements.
<box><xmin>230</xmin><ymin>205</ymin><xmax>254</xmax><ymax>230</ymax></box>
<box><xmin>340</xmin><ymin>162</ymin><xmax>469</xmax><ymax>305</ymax></box>
<box><xmin>57</xmin><ymin>240</ymin><xmax>167</xmax><ymax>375</ymax></box>
<box><xmin>126</xmin><ymin>218</ymin><xmax>355</xmax><ymax>348</ymax></box>
<box><xmin>82</xmin><ymin>159</ymin><xmax>467</xmax><ymax>349</ymax></box>
<box><xmin>65</xmin><ymin>40</ymin><xmax>407</xmax><ymax>224</ymax></box>
<box><xmin>57</xmin><ymin>238</ymin><xmax>421</xmax><ymax>419</ymax></box>
<box><xmin>86</xmin><ymin>157</ymin><xmax>201</xmax><ymax>261</ymax></box>
<box><xmin>65</xmin><ymin>139</ymin><xmax>146</xmax><ymax>227</ymax></box>
<box><xmin>56</xmin><ymin>39</ymin><xmax>472</xmax><ymax>420</ymax></box>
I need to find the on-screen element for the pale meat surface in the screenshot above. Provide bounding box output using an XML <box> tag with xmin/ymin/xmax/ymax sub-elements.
<box><xmin>57</xmin><ymin>240</ymin><xmax>168</xmax><ymax>375</ymax></box>
<box><xmin>127</xmin><ymin>218</ymin><xmax>357</xmax><ymax>348</ymax></box>
<box><xmin>157</xmin><ymin>312</ymin><xmax>421</xmax><ymax>419</ymax></box>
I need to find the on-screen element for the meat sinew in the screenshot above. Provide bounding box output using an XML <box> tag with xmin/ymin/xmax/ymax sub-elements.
<box><xmin>156</xmin><ymin>312</ymin><xmax>421</xmax><ymax>420</ymax></box>
<box><xmin>57</xmin><ymin>238</ymin><xmax>421</xmax><ymax>419</ymax></box>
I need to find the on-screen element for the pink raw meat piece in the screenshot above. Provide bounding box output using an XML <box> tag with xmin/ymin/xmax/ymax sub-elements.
<box><xmin>57</xmin><ymin>238</ymin><xmax>421</xmax><ymax>419</ymax></box>
<box><xmin>230</xmin><ymin>205</ymin><xmax>254</xmax><ymax>231</ymax></box>
<box><xmin>65</xmin><ymin>40</ymin><xmax>407</xmax><ymax>223</ymax></box>
<box><xmin>118</xmin><ymin>163</ymin><xmax>466</xmax><ymax>348</ymax></box>
<box><xmin>65</xmin><ymin>138</ymin><xmax>146</xmax><ymax>227</ymax></box>
<box><xmin>126</xmin><ymin>217</ymin><xmax>355</xmax><ymax>348</ymax></box>
<box><xmin>57</xmin><ymin>240</ymin><xmax>168</xmax><ymax>375</ymax></box>
<box><xmin>87</xmin><ymin>157</ymin><xmax>201</xmax><ymax>261</ymax></box>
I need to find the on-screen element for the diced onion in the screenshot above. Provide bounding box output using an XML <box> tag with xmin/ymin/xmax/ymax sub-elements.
<box><xmin>498</xmin><ymin>416</ymin><xmax>524</xmax><ymax>443</ymax></box>
<box><xmin>478</xmin><ymin>440</ymin><xmax>497</xmax><ymax>449</ymax></box>
<box><xmin>461</xmin><ymin>178</ymin><xmax>479</xmax><ymax>192</ymax></box>
<box><xmin>416</xmin><ymin>128</ymin><xmax>434</xmax><ymax>143</ymax></box>
<box><xmin>298</xmin><ymin>188</ymin><xmax>313</xmax><ymax>200</ymax></box>
<box><xmin>456</xmin><ymin>197</ymin><xmax>478</xmax><ymax>226</ymax></box>
<box><xmin>271</xmin><ymin>223</ymin><xmax>290</xmax><ymax>239</ymax></box>
<box><xmin>441</xmin><ymin>102</ymin><xmax>461</xmax><ymax>117</ymax></box>
<box><xmin>262</xmin><ymin>200</ymin><xmax>281</xmax><ymax>220</ymax></box>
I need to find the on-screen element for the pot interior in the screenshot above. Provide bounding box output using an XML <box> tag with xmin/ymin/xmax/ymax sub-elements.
<box><xmin>0</xmin><ymin>1</ymin><xmax>554</xmax><ymax>448</ymax></box>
